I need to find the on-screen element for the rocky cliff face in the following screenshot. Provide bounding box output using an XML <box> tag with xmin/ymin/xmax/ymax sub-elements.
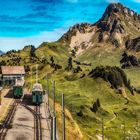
<box><xmin>96</xmin><ymin>3</ymin><xmax>140</xmax><ymax>33</ymax></box>
<box><xmin>125</xmin><ymin>37</ymin><xmax>140</xmax><ymax>52</ymax></box>
<box><xmin>59</xmin><ymin>3</ymin><xmax>140</xmax><ymax>56</ymax></box>
<box><xmin>60</xmin><ymin>23</ymin><xmax>94</xmax><ymax>43</ymax></box>
<box><xmin>95</xmin><ymin>3</ymin><xmax>140</xmax><ymax>45</ymax></box>
<box><xmin>59</xmin><ymin>23</ymin><xmax>96</xmax><ymax>55</ymax></box>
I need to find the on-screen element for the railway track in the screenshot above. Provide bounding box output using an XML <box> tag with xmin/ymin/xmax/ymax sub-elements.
<box><xmin>0</xmin><ymin>99</ymin><xmax>20</xmax><ymax>140</ymax></box>
<box><xmin>22</xmin><ymin>104</ymin><xmax>42</xmax><ymax>140</ymax></box>
<box><xmin>34</xmin><ymin>105</ymin><xmax>42</xmax><ymax>140</ymax></box>
<box><xmin>0</xmin><ymin>91</ymin><xmax>44</xmax><ymax>140</ymax></box>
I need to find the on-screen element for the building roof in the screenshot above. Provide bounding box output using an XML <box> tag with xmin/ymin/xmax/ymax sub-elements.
<box><xmin>1</xmin><ymin>66</ymin><xmax>25</xmax><ymax>75</ymax></box>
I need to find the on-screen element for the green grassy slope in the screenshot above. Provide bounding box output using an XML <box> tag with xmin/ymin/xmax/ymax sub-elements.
<box><xmin>77</xmin><ymin>45</ymin><xmax>123</xmax><ymax>68</ymax></box>
<box><xmin>1</xmin><ymin>40</ymin><xmax>140</xmax><ymax>139</ymax></box>
<box><xmin>48</xmin><ymin>68</ymin><xmax>140</xmax><ymax>139</ymax></box>
<box><xmin>32</xmin><ymin>43</ymin><xmax>140</xmax><ymax>139</ymax></box>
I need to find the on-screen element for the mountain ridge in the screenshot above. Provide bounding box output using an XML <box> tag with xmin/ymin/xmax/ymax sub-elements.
<box><xmin>60</xmin><ymin>3</ymin><xmax>140</xmax><ymax>56</ymax></box>
<box><xmin>0</xmin><ymin>50</ymin><xmax>4</xmax><ymax>55</ymax></box>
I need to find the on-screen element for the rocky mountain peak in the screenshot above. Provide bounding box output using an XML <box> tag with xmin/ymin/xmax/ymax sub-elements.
<box><xmin>103</xmin><ymin>3</ymin><xmax>139</xmax><ymax>19</ymax></box>
<box><xmin>105</xmin><ymin>3</ymin><xmax>124</xmax><ymax>14</ymax></box>
<box><xmin>59</xmin><ymin>3</ymin><xmax>140</xmax><ymax>50</ymax></box>
<box><xmin>96</xmin><ymin>3</ymin><xmax>140</xmax><ymax>33</ymax></box>
<box><xmin>94</xmin><ymin>3</ymin><xmax>140</xmax><ymax>47</ymax></box>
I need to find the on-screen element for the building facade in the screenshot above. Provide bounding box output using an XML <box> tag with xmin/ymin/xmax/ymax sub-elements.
<box><xmin>0</xmin><ymin>66</ymin><xmax>25</xmax><ymax>86</ymax></box>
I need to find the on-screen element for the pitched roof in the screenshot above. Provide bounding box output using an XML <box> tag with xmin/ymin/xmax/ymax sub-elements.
<box><xmin>1</xmin><ymin>66</ymin><xmax>25</xmax><ymax>75</ymax></box>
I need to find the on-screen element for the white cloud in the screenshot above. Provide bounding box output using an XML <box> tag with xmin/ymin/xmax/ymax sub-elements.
<box><xmin>0</xmin><ymin>28</ymin><xmax>67</xmax><ymax>52</ymax></box>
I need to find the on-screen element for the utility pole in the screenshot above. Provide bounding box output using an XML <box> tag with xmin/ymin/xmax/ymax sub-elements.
<box><xmin>62</xmin><ymin>93</ymin><xmax>65</xmax><ymax>140</ymax></box>
<box><xmin>53</xmin><ymin>116</ymin><xmax>56</xmax><ymax>140</ymax></box>
<box><xmin>46</xmin><ymin>75</ymin><xmax>53</xmax><ymax>140</ymax></box>
<box><xmin>0</xmin><ymin>89</ymin><xmax>1</xmax><ymax>105</ymax></box>
<box><xmin>123</xmin><ymin>122</ymin><xmax>126</xmax><ymax>140</ymax></box>
<box><xmin>31</xmin><ymin>66</ymin><xmax>33</xmax><ymax>89</ymax></box>
<box><xmin>51</xmin><ymin>111</ymin><xmax>53</xmax><ymax>140</ymax></box>
<box><xmin>52</xmin><ymin>80</ymin><xmax>56</xmax><ymax>140</ymax></box>
<box><xmin>36</xmin><ymin>64</ymin><xmax>38</xmax><ymax>83</ymax></box>
<box><xmin>46</xmin><ymin>75</ymin><xmax>50</xmax><ymax>108</ymax></box>
<box><xmin>102</xmin><ymin>118</ymin><xmax>104</xmax><ymax>140</ymax></box>
<box><xmin>52</xmin><ymin>81</ymin><xmax>56</xmax><ymax>113</ymax></box>
<box><xmin>0</xmin><ymin>87</ymin><xmax>3</xmax><ymax>105</ymax></box>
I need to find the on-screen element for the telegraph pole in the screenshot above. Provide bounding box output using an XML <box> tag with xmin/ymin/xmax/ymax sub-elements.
<box><xmin>123</xmin><ymin>122</ymin><xmax>126</xmax><ymax>140</ymax></box>
<box><xmin>62</xmin><ymin>93</ymin><xmax>65</xmax><ymax>140</ymax></box>
<box><xmin>0</xmin><ymin>89</ymin><xmax>1</xmax><ymax>105</ymax></box>
<box><xmin>46</xmin><ymin>75</ymin><xmax>50</xmax><ymax>108</ymax></box>
<box><xmin>0</xmin><ymin>87</ymin><xmax>3</xmax><ymax>105</ymax></box>
<box><xmin>52</xmin><ymin>80</ymin><xmax>56</xmax><ymax>140</ymax></box>
<box><xmin>36</xmin><ymin>64</ymin><xmax>38</xmax><ymax>83</ymax></box>
<box><xmin>52</xmin><ymin>81</ymin><xmax>56</xmax><ymax>113</ymax></box>
<box><xmin>46</xmin><ymin>75</ymin><xmax>53</xmax><ymax>140</ymax></box>
<box><xmin>102</xmin><ymin>118</ymin><xmax>104</xmax><ymax>140</ymax></box>
<box><xmin>53</xmin><ymin>116</ymin><xmax>56</xmax><ymax>140</ymax></box>
<box><xmin>51</xmin><ymin>111</ymin><xmax>53</xmax><ymax>140</ymax></box>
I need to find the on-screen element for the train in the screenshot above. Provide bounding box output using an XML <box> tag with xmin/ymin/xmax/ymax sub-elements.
<box><xmin>13</xmin><ymin>77</ymin><xmax>25</xmax><ymax>98</ymax></box>
<box><xmin>32</xmin><ymin>83</ymin><xmax>43</xmax><ymax>105</ymax></box>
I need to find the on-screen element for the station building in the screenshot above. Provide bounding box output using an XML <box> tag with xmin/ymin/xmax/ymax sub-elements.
<box><xmin>0</xmin><ymin>66</ymin><xmax>25</xmax><ymax>86</ymax></box>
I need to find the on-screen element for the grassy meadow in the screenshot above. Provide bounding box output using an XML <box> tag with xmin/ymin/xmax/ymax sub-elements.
<box><xmin>1</xmin><ymin>42</ymin><xmax>140</xmax><ymax>139</ymax></box>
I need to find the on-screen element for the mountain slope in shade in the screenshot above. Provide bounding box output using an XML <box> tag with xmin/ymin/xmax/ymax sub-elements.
<box><xmin>0</xmin><ymin>50</ymin><xmax>4</xmax><ymax>55</ymax></box>
<box><xmin>126</xmin><ymin>36</ymin><xmax>140</xmax><ymax>52</ymax></box>
<box><xmin>60</xmin><ymin>3</ymin><xmax>140</xmax><ymax>56</ymax></box>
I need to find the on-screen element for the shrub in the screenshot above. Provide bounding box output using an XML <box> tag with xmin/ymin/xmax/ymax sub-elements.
<box><xmin>89</xmin><ymin>66</ymin><xmax>133</xmax><ymax>93</ymax></box>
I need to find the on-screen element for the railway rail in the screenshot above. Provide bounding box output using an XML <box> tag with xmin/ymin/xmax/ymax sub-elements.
<box><xmin>0</xmin><ymin>99</ymin><xmax>20</xmax><ymax>140</ymax></box>
<box><xmin>34</xmin><ymin>105</ymin><xmax>42</xmax><ymax>140</ymax></box>
<box><xmin>22</xmin><ymin>104</ymin><xmax>42</xmax><ymax>140</ymax></box>
<box><xmin>0</xmin><ymin>91</ymin><xmax>49</xmax><ymax>140</ymax></box>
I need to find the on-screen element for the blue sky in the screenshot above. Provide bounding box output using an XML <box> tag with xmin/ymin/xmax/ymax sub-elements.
<box><xmin>0</xmin><ymin>0</ymin><xmax>140</xmax><ymax>51</ymax></box>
